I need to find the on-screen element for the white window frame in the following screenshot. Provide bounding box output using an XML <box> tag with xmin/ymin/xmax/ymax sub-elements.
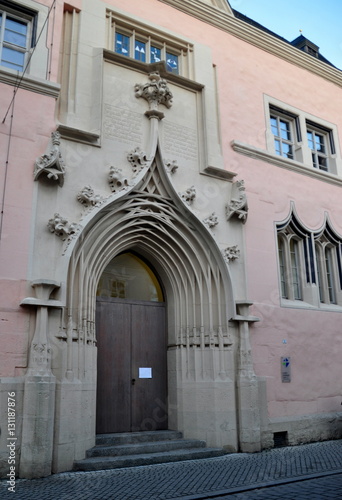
<box><xmin>269</xmin><ymin>106</ymin><xmax>300</xmax><ymax>161</ymax></box>
<box><xmin>0</xmin><ymin>2</ymin><xmax>35</xmax><ymax>73</ymax></box>
<box><xmin>276</xmin><ymin>210</ymin><xmax>342</xmax><ymax>310</ymax></box>
<box><xmin>106</xmin><ymin>10</ymin><xmax>193</xmax><ymax>78</ymax></box>
<box><xmin>277</xmin><ymin>232</ymin><xmax>305</xmax><ymax>302</ymax></box>
<box><xmin>314</xmin><ymin>236</ymin><xmax>342</xmax><ymax>307</ymax></box>
<box><xmin>264</xmin><ymin>96</ymin><xmax>342</xmax><ymax>177</ymax></box>
<box><xmin>306</xmin><ymin>121</ymin><xmax>335</xmax><ymax>172</ymax></box>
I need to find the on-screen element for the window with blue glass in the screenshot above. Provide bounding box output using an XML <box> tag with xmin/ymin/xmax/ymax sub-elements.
<box><xmin>115</xmin><ymin>32</ymin><xmax>130</xmax><ymax>56</ymax></box>
<box><xmin>166</xmin><ymin>52</ymin><xmax>178</xmax><ymax>74</ymax></box>
<box><xmin>269</xmin><ymin>107</ymin><xmax>300</xmax><ymax>160</ymax></box>
<box><xmin>306</xmin><ymin>121</ymin><xmax>334</xmax><ymax>172</ymax></box>
<box><xmin>0</xmin><ymin>3</ymin><xmax>36</xmax><ymax>72</ymax></box>
<box><xmin>150</xmin><ymin>46</ymin><xmax>161</xmax><ymax>63</ymax></box>
<box><xmin>113</xmin><ymin>25</ymin><xmax>181</xmax><ymax>75</ymax></box>
<box><xmin>134</xmin><ymin>40</ymin><xmax>146</xmax><ymax>62</ymax></box>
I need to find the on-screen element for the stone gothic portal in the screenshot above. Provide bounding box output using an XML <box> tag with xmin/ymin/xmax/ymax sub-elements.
<box><xmin>95</xmin><ymin>252</ymin><xmax>168</xmax><ymax>433</ymax></box>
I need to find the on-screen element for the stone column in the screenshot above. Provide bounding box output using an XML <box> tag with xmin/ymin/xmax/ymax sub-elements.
<box><xmin>19</xmin><ymin>280</ymin><xmax>62</xmax><ymax>478</ymax></box>
<box><xmin>235</xmin><ymin>301</ymin><xmax>262</xmax><ymax>452</ymax></box>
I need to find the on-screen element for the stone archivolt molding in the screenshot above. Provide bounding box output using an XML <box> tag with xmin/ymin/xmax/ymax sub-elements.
<box><xmin>62</xmin><ymin>151</ymin><xmax>235</xmax><ymax>384</ymax></box>
<box><xmin>34</xmin><ymin>131</ymin><xmax>66</xmax><ymax>187</ymax></box>
<box><xmin>47</xmin><ymin>213</ymin><xmax>79</xmax><ymax>240</ymax></box>
<box><xmin>226</xmin><ymin>179</ymin><xmax>248</xmax><ymax>224</ymax></box>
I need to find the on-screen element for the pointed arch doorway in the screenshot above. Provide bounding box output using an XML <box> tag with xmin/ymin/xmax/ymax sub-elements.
<box><xmin>95</xmin><ymin>252</ymin><xmax>167</xmax><ymax>434</ymax></box>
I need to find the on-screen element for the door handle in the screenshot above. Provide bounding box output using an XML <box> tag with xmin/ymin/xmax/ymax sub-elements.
<box><xmin>131</xmin><ymin>378</ymin><xmax>136</xmax><ymax>385</ymax></box>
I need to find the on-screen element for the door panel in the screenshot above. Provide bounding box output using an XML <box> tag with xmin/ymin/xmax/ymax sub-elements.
<box><xmin>131</xmin><ymin>303</ymin><xmax>167</xmax><ymax>431</ymax></box>
<box><xmin>96</xmin><ymin>299</ymin><xmax>131</xmax><ymax>433</ymax></box>
<box><xmin>96</xmin><ymin>298</ymin><xmax>167</xmax><ymax>433</ymax></box>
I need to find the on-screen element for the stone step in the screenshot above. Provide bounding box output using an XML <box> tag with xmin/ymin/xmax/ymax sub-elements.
<box><xmin>96</xmin><ymin>430</ymin><xmax>182</xmax><ymax>446</ymax></box>
<box><xmin>74</xmin><ymin>447</ymin><xmax>227</xmax><ymax>471</ymax></box>
<box><xmin>87</xmin><ymin>438</ymin><xmax>206</xmax><ymax>457</ymax></box>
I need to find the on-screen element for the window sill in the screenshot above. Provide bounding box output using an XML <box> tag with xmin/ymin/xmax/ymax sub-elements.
<box><xmin>280</xmin><ymin>298</ymin><xmax>342</xmax><ymax>313</ymax></box>
<box><xmin>231</xmin><ymin>140</ymin><xmax>342</xmax><ymax>187</ymax></box>
<box><xmin>0</xmin><ymin>67</ymin><xmax>60</xmax><ymax>98</ymax></box>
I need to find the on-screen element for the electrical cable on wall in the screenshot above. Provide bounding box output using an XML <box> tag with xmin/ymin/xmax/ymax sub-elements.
<box><xmin>0</xmin><ymin>0</ymin><xmax>57</xmax><ymax>243</ymax></box>
<box><xmin>2</xmin><ymin>0</ymin><xmax>57</xmax><ymax>124</ymax></box>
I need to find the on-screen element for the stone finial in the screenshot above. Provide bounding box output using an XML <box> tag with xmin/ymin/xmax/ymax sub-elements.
<box><xmin>108</xmin><ymin>167</ymin><xmax>129</xmax><ymax>192</ymax></box>
<box><xmin>77</xmin><ymin>186</ymin><xmax>104</xmax><ymax>207</ymax></box>
<box><xmin>34</xmin><ymin>131</ymin><xmax>66</xmax><ymax>187</ymax></box>
<box><xmin>180</xmin><ymin>186</ymin><xmax>196</xmax><ymax>205</ymax></box>
<box><xmin>47</xmin><ymin>213</ymin><xmax>79</xmax><ymax>240</ymax></box>
<box><xmin>203</xmin><ymin>212</ymin><xmax>219</xmax><ymax>228</ymax></box>
<box><xmin>135</xmin><ymin>71</ymin><xmax>173</xmax><ymax>111</ymax></box>
<box><xmin>226</xmin><ymin>180</ymin><xmax>248</xmax><ymax>224</ymax></box>
<box><xmin>222</xmin><ymin>245</ymin><xmax>240</xmax><ymax>263</ymax></box>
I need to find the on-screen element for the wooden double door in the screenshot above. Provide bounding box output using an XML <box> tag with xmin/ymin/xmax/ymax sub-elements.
<box><xmin>96</xmin><ymin>297</ymin><xmax>167</xmax><ymax>433</ymax></box>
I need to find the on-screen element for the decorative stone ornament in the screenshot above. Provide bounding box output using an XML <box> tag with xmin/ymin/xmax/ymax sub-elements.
<box><xmin>164</xmin><ymin>159</ymin><xmax>179</xmax><ymax>174</ymax></box>
<box><xmin>108</xmin><ymin>167</ymin><xmax>129</xmax><ymax>192</ymax></box>
<box><xmin>180</xmin><ymin>186</ymin><xmax>196</xmax><ymax>205</ymax></box>
<box><xmin>47</xmin><ymin>213</ymin><xmax>79</xmax><ymax>240</ymax></box>
<box><xmin>222</xmin><ymin>245</ymin><xmax>240</xmax><ymax>262</ymax></box>
<box><xmin>226</xmin><ymin>179</ymin><xmax>248</xmax><ymax>224</ymax></box>
<box><xmin>135</xmin><ymin>71</ymin><xmax>173</xmax><ymax>112</ymax></box>
<box><xmin>77</xmin><ymin>185</ymin><xmax>104</xmax><ymax>207</ymax></box>
<box><xmin>127</xmin><ymin>147</ymin><xmax>150</xmax><ymax>175</ymax></box>
<box><xmin>203</xmin><ymin>212</ymin><xmax>219</xmax><ymax>228</ymax></box>
<box><xmin>34</xmin><ymin>131</ymin><xmax>66</xmax><ymax>187</ymax></box>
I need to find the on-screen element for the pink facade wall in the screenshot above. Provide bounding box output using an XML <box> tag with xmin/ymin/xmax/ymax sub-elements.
<box><xmin>105</xmin><ymin>0</ymin><xmax>342</xmax><ymax>419</ymax></box>
<box><xmin>1</xmin><ymin>0</ymin><xmax>341</xmax><ymax>421</ymax></box>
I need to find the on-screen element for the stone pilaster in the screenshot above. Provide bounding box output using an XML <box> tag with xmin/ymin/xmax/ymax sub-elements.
<box><xmin>19</xmin><ymin>280</ymin><xmax>62</xmax><ymax>478</ymax></box>
<box><xmin>235</xmin><ymin>301</ymin><xmax>262</xmax><ymax>452</ymax></box>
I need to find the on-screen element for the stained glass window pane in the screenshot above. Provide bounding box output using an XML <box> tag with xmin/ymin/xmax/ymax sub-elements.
<box><xmin>115</xmin><ymin>32</ymin><xmax>130</xmax><ymax>56</ymax></box>
<box><xmin>151</xmin><ymin>46</ymin><xmax>161</xmax><ymax>63</ymax></box>
<box><xmin>135</xmin><ymin>40</ymin><xmax>146</xmax><ymax>62</ymax></box>
<box><xmin>166</xmin><ymin>52</ymin><xmax>178</xmax><ymax>73</ymax></box>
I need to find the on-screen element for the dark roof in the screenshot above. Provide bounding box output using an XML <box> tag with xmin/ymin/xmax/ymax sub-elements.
<box><xmin>232</xmin><ymin>9</ymin><xmax>336</xmax><ymax>69</ymax></box>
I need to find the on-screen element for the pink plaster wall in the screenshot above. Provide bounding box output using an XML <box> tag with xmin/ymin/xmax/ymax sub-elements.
<box><xmin>1</xmin><ymin>0</ymin><xmax>341</xmax><ymax>415</ymax></box>
<box><xmin>106</xmin><ymin>0</ymin><xmax>342</xmax><ymax>419</ymax></box>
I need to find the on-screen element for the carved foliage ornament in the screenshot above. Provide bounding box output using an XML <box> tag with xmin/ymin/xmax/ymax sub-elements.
<box><xmin>180</xmin><ymin>186</ymin><xmax>196</xmax><ymax>205</ymax></box>
<box><xmin>127</xmin><ymin>147</ymin><xmax>149</xmax><ymax>175</ymax></box>
<box><xmin>226</xmin><ymin>179</ymin><xmax>248</xmax><ymax>224</ymax></box>
<box><xmin>108</xmin><ymin>167</ymin><xmax>129</xmax><ymax>193</ymax></box>
<box><xmin>135</xmin><ymin>71</ymin><xmax>173</xmax><ymax>111</ymax></box>
<box><xmin>77</xmin><ymin>186</ymin><xmax>104</xmax><ymax>207</ymax></box>
<box><xmin>34</xmin><ymin>131</ymin><xmax>66</xmax><ymax>187</ymax></box>
<box><xmin>164</xmin><ymin>159</ymin><xmax>178</xmax><ymax>174</ymax></box>
<box><xmin>203</xmin><ymin>212</ymin><xmax>219</xmax><ymax>228</ymax></box>
<box><xmin>47</xmin><ymin>213</ymin><xmax>79</xmax><ymax>240</ymax></box>
<box><xmin>222</xmin><ymin>245</ymin><xmax>240</xmax><ymax>263</ymax></box>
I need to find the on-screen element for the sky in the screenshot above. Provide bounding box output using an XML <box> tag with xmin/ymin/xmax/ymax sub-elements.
<box><xmin>228</xmin><ymin>0</ymin><xmax>342</xmax><ymax>69</ymax></box>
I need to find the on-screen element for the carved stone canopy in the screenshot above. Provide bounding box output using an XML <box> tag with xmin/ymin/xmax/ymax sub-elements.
<box><xmin>226</xmin><ymin>180</ymin><xmax>248</xmax><ymax>224</ymax></box>
<box><xmin>34</xmin><ymin>131</ymin><xmax>66</xmax><ymax>187</ymax></box>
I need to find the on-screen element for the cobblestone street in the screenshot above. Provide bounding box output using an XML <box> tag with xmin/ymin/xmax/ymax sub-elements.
<box><xmin>1</xmin><ymin>440</ymin><xmax>342</xmax><ymax>499</ymax></box>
